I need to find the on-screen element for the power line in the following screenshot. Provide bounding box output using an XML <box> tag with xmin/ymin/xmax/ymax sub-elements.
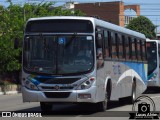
<box><xmin>1</xmin><ymin>0</ymin><xmax>160</xmax><ymax>6</ymax></box>
<box><xmin>23</xmin><ymin>0</ymin><xmax>160</xmax><ymax>4</ymax></box>
<box><xmin>0</xmin><ymin>0</ymin><xmax>160</xmax><ymax>4</ymax></box>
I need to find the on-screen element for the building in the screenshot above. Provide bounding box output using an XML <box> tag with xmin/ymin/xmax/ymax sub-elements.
<box><xmin>124</xmin><ymin>16</ymin><xmax>136</xmax><ymax>27</ymax></box>
<box><xmin>63</xmin><ymin>1</ymin><xmax>140</xmax><ymax>27</ymax></box>
<box><xmin>62</xmin><ymin>2</ymin><xmax>77</xmax><ymax>10</ymax></box>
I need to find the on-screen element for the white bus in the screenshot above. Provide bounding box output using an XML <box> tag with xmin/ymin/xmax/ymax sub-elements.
<box><xmin>146</xmin><ymin>39</ymin><xmax>160</xmax><ymax>87</ymax></box>
<box><xmin>22</xmin><ymin>16</ymin><xmax>147</xmax><ymax>112</ymax></box>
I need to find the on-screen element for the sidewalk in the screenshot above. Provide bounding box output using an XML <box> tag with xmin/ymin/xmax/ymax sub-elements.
<box><xmin>0</xmin><ymin>93</ymin><xmax>39</xmax><ymax>111</ymax></box>
<box><xmin>0</xmin><ymin>84</ymin><xmax>21</xmax><ymax>95</ymax></box>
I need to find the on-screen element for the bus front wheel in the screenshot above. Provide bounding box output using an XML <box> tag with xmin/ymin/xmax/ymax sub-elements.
<box><xmin>97</xmin><ymin>88</ymin><xmax>108</xmax><ymax>112</ymax></box>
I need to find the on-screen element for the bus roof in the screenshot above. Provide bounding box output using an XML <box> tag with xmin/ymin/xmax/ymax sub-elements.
<box><xmin>28</xmin><ymin>16</ymin><xmax>146</xmax><ymax>39</ymax></box>
<box><xmin>146</xmin><ymin>38</ymin><xmax>160</xmax><ymax>43</ymax></box>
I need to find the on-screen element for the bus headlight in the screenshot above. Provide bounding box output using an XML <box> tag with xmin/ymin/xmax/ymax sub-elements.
<box><xmin>76</xmin><ymin>77</ymin><xmax>95</xmax><ymax>90</ymax></box>
<box><xmin>151</xmin><ymin>73</ymin><xmax>157</xmax><ymax>80</ymax></box>
<box><xmin>153</xmin><ymin>73</ymin><xmax>157</xmax><ymax>78</ymax></box>
<box><xmin>22</xmin><ymin>78</ymin><xmax>39</xmax><ymax>91</ymax></box>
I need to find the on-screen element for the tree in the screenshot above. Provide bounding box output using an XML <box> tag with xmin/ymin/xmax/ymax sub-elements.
<box><xmin>0</xmin><ymin>2</ymin><xmax>85</xmax><ymax>83</ymax></box>
<box><xmin>126</xmin><ymin>16</ymin><xmax>156</xmax><ymax>39</ymax></box>
<box><xmin>0</xmin><ymin>4</ymin><xmax>22</xmax><ymax>84</ymax></box>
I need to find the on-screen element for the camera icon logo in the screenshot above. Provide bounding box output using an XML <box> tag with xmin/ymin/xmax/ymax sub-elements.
<box><xmin>130</xmin><ymin>95</ymin><xmax>159</xmax><ymax>119</ymax></box>
<box><xmin>138</xmin><ymin>102</ymin><xmax>150</xmax><ymax>114</ymax></box>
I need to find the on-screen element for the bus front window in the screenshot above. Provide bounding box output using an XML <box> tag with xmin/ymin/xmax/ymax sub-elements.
<box><xmin>23</xmin><ymin>35</ymin><xmax>94</xmax><ymax>75</ymax></box>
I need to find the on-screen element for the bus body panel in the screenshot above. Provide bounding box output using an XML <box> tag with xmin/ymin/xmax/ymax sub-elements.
<box><xmin>102</xmin><ymin>61</ymin><xmax>147</xmax><ymax>101</ymax></box>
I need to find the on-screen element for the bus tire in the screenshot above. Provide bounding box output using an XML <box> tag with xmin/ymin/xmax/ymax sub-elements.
<box><xmin>40</xmin><ymin>102</ymin><xmax>52</xmax><ymax>112</ymax></box>
<box><xmin>97</xmin><ymin>83</ymin><xmax>111</xmax><ymax>112</ymax></box>
<box><xmin>97</xmin><ymin>95</ymin><xmax>108</xmax><ymax>112</ymax></box>
<box><xmin>130</xmin><ymin>80</ymin><xmax>136</xmax><ymax>104</ymax></box>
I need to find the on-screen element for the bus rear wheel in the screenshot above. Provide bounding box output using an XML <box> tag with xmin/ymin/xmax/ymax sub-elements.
<box><xmin>40</xmin><ymin>102</ymin><xmax>52</xmax><ymax>112</ymax></box>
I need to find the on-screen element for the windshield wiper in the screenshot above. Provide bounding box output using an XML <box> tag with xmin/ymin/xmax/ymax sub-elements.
<box><xmin>38</xmin><ymin>33</ymin><xmax>50</xmax><ymax>53</ymax></box>
<box><xmin>65</xmin><ymin>33</ymin><xmax>77</xmax><ymax>48</ymax></box>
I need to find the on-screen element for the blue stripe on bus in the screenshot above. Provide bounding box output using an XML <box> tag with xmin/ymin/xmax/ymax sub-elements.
<box><xmin>123</xmin><ymin>62</ymin><xmax>147</xmax><ymax>84</ymax></box>
<box><xmin>28</xmin><ymin>75</ymin><xmax>57</xmax><ymax>85</ymax></box>
<box><xmin>31</xmin><ymin>78</ymin><xmax>41</xmax><ymax>85</ymax></box>
<box><xmin>36</xmin><ymin>76</ymin><xmax>56</xmax><ymax>79</ymax></box>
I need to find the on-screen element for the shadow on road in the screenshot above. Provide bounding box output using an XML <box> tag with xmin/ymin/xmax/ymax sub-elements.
<box><xmin>16</xmin><ymin>104</ymin><xmax>97</xmax><ymax>116</ymax></box>
<box><xmin>143</xmin><ymin>87</ymin><xmax>160</xmax><ymax>94</ymax></box>
<box><xmin>15</xmin><ymin>100</ymin><xmax>131</xmax><ymax>117</ymax></box>
<box><xmin>12</xmin><ymin>88</ymin><xmax>160</xmax><ymax>116</ymax></box>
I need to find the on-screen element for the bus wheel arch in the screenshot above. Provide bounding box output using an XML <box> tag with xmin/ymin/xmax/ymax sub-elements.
<box><xmin>106</xmin><ymin>78</ymin><xmax>112</xmax><ymax>101</ymax></box>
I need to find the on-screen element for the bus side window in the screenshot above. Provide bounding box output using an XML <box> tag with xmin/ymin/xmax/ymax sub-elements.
<box><xmin>119</xmin><ymin>34</ymin><xmax>124</xmax><ymax>59</ymax></box>
<box><xmin>131</xmin><ymin>38</ymin><xmax>136</xmax><ymax>60</ymax></box>
<box><xmin>125</xmin><ymin>37</ymin><xmax>130</xmax><ymax>60</ymax></box>
<box><xmin>116</xmin><ymin>34</ymin><xmax>119</xmax><ymax>59</ymax></box>
<box><xmin>96</xmin><ymin>28</ymin><xmax>103</xmax><ymax>59</ymax></box>
<box><xmin>96</xmin><ymin>28</ymin><xmax>104</xmax><ymax>69</ymax></box>
<box><xmin>128</xmin><ymin>37</ymin><xmax>132</xmax><ymax>60</ymax></box>
<box><xmin>137</xmin><ymin>40</ymin><xmax>141</xmax><ymax>61</ymax></box>
<box><xmin>142</xmin><ymin>41</ymin><xmax>147</xmax><ymax>61</ymax></box>
<box><xmin>122</xmin><ymin>35</ymin><xmax>125</xmax><ymax>59</ymax></box>
<box><xmin>112</xmin><ymin>33</ymin><xmax>118</xmax><ymax>59</ymax></box>
<box><xmin>104</xmin><ymin>30</ymin><xmax>111</xmax><ymax>58</ymax></box>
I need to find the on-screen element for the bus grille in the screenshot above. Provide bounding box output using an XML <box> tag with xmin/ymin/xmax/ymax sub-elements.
<box><xmin>44</xmin><ymin>92</ymin><xmax>71</xmax><ymax>98</ymax></box>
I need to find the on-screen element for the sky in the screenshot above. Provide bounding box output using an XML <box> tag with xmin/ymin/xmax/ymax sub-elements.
<box><xmin>1</xmin><ymin>0</ymin><xmax>160</xmax><ymax>32</ymax></box>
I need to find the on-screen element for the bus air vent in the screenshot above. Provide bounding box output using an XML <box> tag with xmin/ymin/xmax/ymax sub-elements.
<box><xmin>44</xmin><ymin>92</ymin><xmax>71</xmax><ymax>98</ymax></box>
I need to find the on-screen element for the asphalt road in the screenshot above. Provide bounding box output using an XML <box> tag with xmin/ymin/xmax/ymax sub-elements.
<box><xmin>0</xmin><ymin>88</ymin><xmax>160</xmax><ymax>120</ymax></box>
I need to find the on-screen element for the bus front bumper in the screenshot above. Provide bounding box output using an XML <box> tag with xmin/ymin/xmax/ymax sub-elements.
<box><xmin>21</xmin><ymin>86</ymin><xmax>97</xmax><ymax>103</ymax></box>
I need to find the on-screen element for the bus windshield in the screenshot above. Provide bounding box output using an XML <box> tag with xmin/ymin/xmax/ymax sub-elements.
<box><xmin>147</xmin><ymin>42</ymin><xmax>157</xmax><ymax>75</ymax></box>
<box><xmin>23</xmin><ymin>35</ymin><xmax>94</xmax><ymax>75</ymax></box>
